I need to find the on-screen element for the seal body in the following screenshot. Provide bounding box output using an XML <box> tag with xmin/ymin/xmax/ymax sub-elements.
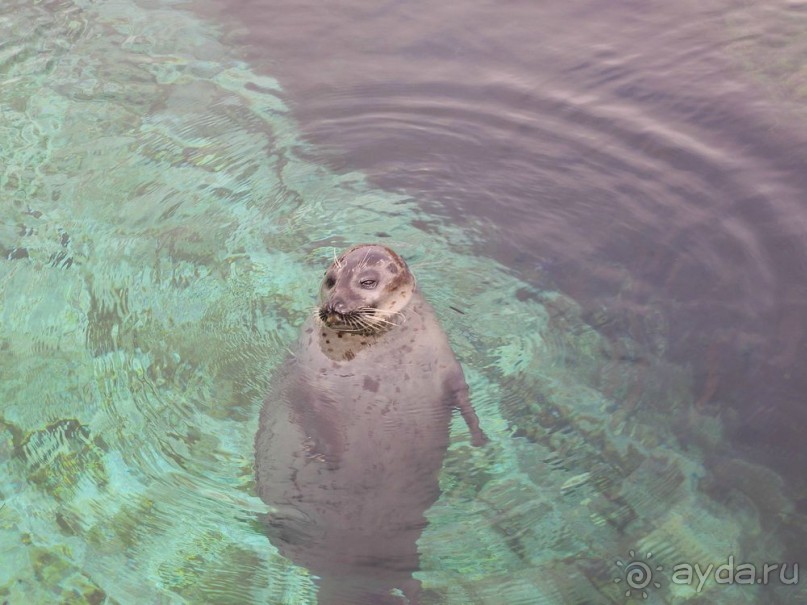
<box><xmin>255</xmin><ymin>244</ymin><xmax>486</xmax><ymax>605</ymax></box>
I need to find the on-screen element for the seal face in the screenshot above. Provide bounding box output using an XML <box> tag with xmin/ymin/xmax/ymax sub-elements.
<box><xmin>255</xmin><ymin>244</ymin><xmax>487</xmax><ymax>605</ymax></box>
<box><xmin>317</xmin><ymin>244</ymin><xmax>414</xmax><ymax>337</ymax></box>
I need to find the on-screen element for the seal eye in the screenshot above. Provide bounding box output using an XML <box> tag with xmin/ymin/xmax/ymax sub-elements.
<box><xmin>325</xmin><ymin>276</ymin><xmax>336</xmax><ymax>289</ymax></box>
<box><xmin>359</xmin><ymin>279</ymin><xmax>377</xmax><ymax>289</ymax></box>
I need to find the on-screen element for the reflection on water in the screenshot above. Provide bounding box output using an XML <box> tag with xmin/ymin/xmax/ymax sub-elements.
<box><xmin>206</xmin><ymin>0</ymin><xmax>807</xmax><ymax>486</ymax></box>
<box><xmin>208</xmin><ymin>0</ymin><xmax>807</xmax><ymax>594</ymax></box>
<box><xmin>0</xmin><ymin>0</ymin><xmax>804</xmax><ymax>604</ymax></box>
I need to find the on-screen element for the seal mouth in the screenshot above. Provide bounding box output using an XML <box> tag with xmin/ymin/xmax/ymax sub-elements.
<box><xmin>317</xmin><ymin>306</ymin><xmax>399</xmax><ymax>335</ymax></box>
<box><xmin>319</xmin><ymin>308</ymin><xmax>349</xmax><ymax>328</ymax></box>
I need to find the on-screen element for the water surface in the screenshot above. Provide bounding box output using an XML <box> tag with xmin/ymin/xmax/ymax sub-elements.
<box><xmin>1</xmin><ymin>0</ymin><xmax>805</xmax><ymax>604</ymax></box>
<box><xmin>204</xmin><ymin>0</ymin><xmax>807</xmax><ymax>479</ymax></box>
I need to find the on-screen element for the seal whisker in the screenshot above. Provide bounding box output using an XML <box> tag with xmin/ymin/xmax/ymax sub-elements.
<box><xmin>352</xmin><ymin>307</ymin><xmax>401</xmax><ymax>330</ymax></box>
<box><xmin>362</xmin><ymin>306</ymin><xmax>404</xmax><ymax>319</ymax></box>
<box><xmin>358</xmin><ymin>246</ymin><xmax>372</xmax><ymax>270</ymax></box>
<box><xmin>353</xmin><ymin>315</ymin><xmax>377</xmax><ymax>333</ymax></box>
<box><xmin>367</xmin><ymin>315</ymin><xmax>398</xmax><ymax>327</ymax></box>
<box><xmin>366</xmin><ymin>307</ymin><xmax>406</xmax><ymax>326</ymax></box>
<box><xmin>349</xmin><ymin>314</ymin><xmax>376</xmax><ymax>334</ymax></box>
<box><xmin>360</xmin><ymin>315</ymin><xmax>390</xmax><ymax>335</ymax></box>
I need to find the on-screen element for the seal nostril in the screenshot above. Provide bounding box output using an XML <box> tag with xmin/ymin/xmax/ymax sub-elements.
<box><xmin>329</xmin><ymin>298</ymin><xmax>346</xmax><ymax>314</ymax></box>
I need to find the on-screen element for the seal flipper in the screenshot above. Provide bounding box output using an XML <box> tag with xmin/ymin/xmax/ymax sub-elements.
<box><xmin>444</xmin><ymin>366</ymin><xmax>488</xmax><ymax>446</ymax></box>
<box><xmin>287</xmin><ymin>372</ymin><xmax>346</xmax><ymax>469</ymax></box>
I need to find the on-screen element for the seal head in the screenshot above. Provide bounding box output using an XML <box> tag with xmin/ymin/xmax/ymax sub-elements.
<box><xmin>318</xmin><ymin>244</ymin><xmax>415</xmax><ymax>336</ymax></box>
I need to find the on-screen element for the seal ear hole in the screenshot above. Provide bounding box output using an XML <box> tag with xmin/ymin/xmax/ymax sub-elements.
<box><xmin>325</xmin><ymin>275</ymin><xmax>336</xmax><ymax>289</ymax></box>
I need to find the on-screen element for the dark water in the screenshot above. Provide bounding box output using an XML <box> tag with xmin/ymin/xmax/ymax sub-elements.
<box><xmin>202</xmin><ymin>0</ymin><xmax>807</xmax><ymax>488</ymax></box>
<box><xmin>197</xmin><ymin>0</ymin><xmax>807</xmax><ymax>597</ymax></box>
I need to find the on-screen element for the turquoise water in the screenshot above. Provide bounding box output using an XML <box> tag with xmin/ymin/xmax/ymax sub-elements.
<box><xmin>0</xmin><ymin>1</ymin><xmax>802</xmax><ymax>604</ymax></box>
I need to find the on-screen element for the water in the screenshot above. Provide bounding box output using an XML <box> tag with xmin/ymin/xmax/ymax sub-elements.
<box><xmin>205</xmin><ymin>0</ymin><xmax>807</xmax><ymax>475</ymax></box>
<box><xmin>1</xmin><ymin>0</ymin><xmax>805</xmax><ymax>604</ymax></box>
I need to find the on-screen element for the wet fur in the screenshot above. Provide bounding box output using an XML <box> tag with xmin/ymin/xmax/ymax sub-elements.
<box><xmin>255</xmin><ymin>244</ymin><xmax>486</xmax><ymax>605</ymax></box>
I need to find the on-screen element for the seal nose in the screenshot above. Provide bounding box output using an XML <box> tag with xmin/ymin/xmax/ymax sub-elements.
<box><xmin>327</xmin><ymin>298</ymin><xmax>347</xmax><ymax>314</ymax></box>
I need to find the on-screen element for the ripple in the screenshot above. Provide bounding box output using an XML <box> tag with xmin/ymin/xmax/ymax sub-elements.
<box><xmin>2</xmin><ymin>0</ymin><xmax>805</xmax><ymax>603</ymax></box>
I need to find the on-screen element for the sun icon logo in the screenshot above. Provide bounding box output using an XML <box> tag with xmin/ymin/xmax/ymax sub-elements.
<box><xmin>614</xmin><ymin>550</ymin><xmax>663</xmax><ymax>599</ymax></box>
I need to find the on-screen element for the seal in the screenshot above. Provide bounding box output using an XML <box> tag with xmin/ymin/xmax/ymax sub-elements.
<box><xmin>255</xmin><ymin>243</ymin><xmax>487</xmax><ymax>605</ymax></box>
